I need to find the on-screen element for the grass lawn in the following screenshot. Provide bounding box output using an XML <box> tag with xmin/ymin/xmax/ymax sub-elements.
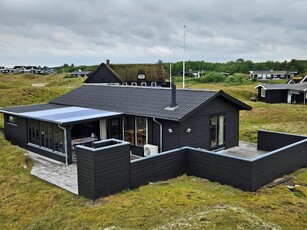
<box><xmin>0</xmin><ymin>74</ymin><xmax>306</xmax><ymax>229</ymax></box>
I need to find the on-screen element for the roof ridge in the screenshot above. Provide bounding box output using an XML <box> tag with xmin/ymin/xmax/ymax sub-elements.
<box><xmin>83</xmin><ymin>84</ymin><xmax>218</xmax><ymax>92</ymax></box>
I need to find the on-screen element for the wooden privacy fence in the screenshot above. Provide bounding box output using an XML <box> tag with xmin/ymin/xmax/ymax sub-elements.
<box><xmin>77</xmin><ymin>131</ymin><xmax>307</xmax><ymax>200</ymax></box>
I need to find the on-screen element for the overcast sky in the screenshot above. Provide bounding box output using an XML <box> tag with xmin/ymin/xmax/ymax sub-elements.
<box><xmin>1</xmin><ymin>0</ymin><xmax>307</xmax><ymax>67</ymax></box>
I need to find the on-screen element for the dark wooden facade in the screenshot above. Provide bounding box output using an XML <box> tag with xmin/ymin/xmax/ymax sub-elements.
<box><xmin>76</xmin><ymin>130</ymin><xmax>307</xmax><ymax>199</ymax></box>
<box><xmin>257</xmin><ymin>88</ymin><xmax>288</xmax><ymax>103</ymax></box>
<box><xmin>3</xmin><ymin>114</ymin><xmax>72</xmax><ymax>164</ymax></box>
<box><xmin>151</xmin><ymin>96</ymin><xmax>241</xmax><ymax>152</ymax></box>
<box><xmin>130</xmin><ymin>149</ymin><xmax>186</xmax><ymax>189</ymax></box>
<box><xmin>85</xmin><ymin>64</ymin><xmax>122</xmax><ymax>84</ymax></box>
<box><xmin>257</xmin><ymin>130</ymin><xmax>307</xmax><ymax>151</ymax></box>
<box><xmin>77</xmin><ymin>140</ymin><xmax>130</xmax><ymax>200</ymax></box>
<box><xmin>2</xmin><ymin>93</ymin><xmax>245</xmax><ymax>163</ymax></box>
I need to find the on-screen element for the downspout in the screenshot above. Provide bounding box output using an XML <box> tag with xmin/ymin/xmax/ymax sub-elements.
<box><xmin>153</xmin><ymin>118</ymin><xmax>163</xmax><ymax>152</ymax></box>
<box><xmin>58</xmin><ymin>124</ymin><xmax>68</xmax><ymax>165</ymax></box>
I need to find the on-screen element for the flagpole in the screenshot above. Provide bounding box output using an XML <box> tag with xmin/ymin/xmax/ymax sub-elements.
<box><xmin>170</xmin><ymin>48</ymin><xmax>172</xmax><ymax>88</ymax></box>
<box><xmin>183</xmin><ymin>25</ymin><xmax>186</xmax><ymax>88</ymax></box>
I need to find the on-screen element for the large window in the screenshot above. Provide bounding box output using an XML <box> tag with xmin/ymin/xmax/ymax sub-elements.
<box><xmin>210</xmin><ymin>114</ymin><xmax>225</xmax><ymax>150</ymax></box>
<box><xmin>28</xmin><ymin>119</ymin><xmax>64</xmax><ymax>154</ymax></box>
<box><xmin>123</xmin><ymin>116</ymin><xmax>147</xmax><ymax>147</ymax></box>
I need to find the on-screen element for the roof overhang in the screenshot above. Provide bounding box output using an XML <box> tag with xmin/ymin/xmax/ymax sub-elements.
<box><xmin>0</xmin><ymin>105</ymin><xmax>122</xmax><ymax>125</ymax></box>
<box><xmin>254</xmin><ymin>84</ymin><xmax>267</xmax><ymax>90</ymax></box>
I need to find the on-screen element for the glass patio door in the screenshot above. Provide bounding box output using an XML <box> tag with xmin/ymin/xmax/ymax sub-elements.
<box><xmin>107</xmin><ymin>118</ymin><xmax>122</xmax><ymax>140</ymax></box>
<box><xmin>210</xmin><ymin>114</ymin><xmax>225</xmax><ymax>150</ymax></box>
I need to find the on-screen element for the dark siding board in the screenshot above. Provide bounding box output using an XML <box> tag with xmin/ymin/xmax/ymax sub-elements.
<box><xmin>151</xmin><ymin>121</ymin><xmax>160</xmax><ymax>148</ymax></box>
<box><xmin>257</xmin><ymin>88</ymin><xmax>265</xmax><ymax>102</ymax></box>
<box><xmin>194</xmin><ymin>96</ymin><xmax>243</xmax><ymax>117</ymax></box>
<box><xmin>259</xmin><ymin>90</ymin><xmax>288</xmax><ymax>104</ymax></box>
<box><xmin>291</xmin><ymin>92</ymin><xmax>305</xmax><ymax>105</ymax></box>
<box><xmin>4</xmin><ymin>114</ymin><xmax>72</xmax><ymax>164</ymax></box>
<box><xmin>4</xmin><ymin>115</ymin><xmax>28</xmax><ymax>147</ymax></box>
<box><xmin>77</xmin><ymin>143</ymin><xmax>130</xmax><ymax>200</ymax></box>
<box><xmin>180</xmin><ymin>97</ymin><xmax>241</xmax><ymax>150</ymax></box>
<box><xmin>225</xmin><ymin>111</ymin><xmax>239</xmax><ymax>148</ymax></box>
<box><xmin>266</xmin><ymin>90</ymin><xmax>288</xmax><ymax>103</ymax></box>
<box><xmin>130</xmin><ymin>149</ymin><xmax>186</xmax><ymax>189</ymax></box>
<box><xmin>77</xmin><ymin>130</ymin><xmax>307</xmax><ymax>199</ymax></box>
<box><xmin>161</xmin><ymin>120</ymin><xmax>181</xmax><ymax>151</ymax></box>
<box><xmin>65</xmin><ymin>126</ymin><xmax>72</xmax><ymax>164</ymax></box>
<box><xmin>251</xmin><ymin>140</ymin><xmax>307</xmax><ymax>191</ymax></box>
<box><xmin>282</xmin><ymin>90</ymin><xmax>288</xmax><ymax>103</ymax></box>
<box><xmin>151</xmin><ymin>119</ymin><xmax>181</xmax><ymax>152</ymax></box>
<box><xmin>257</xmin><ymin>88</ymin><xmax>288</xmax><ymax>103</ymax></box>
<box><xmin>186</xmin><ymin>149</ymin><xmax>253</xmax><ymax>191</ymax></box>
<box><xmin>257</xmin><ymin>130</ymin><xmax>307</xmax><ymax>151</ymax></box>
<box><xmin>180</xmin><ymin>115</ymin><xmax>209</xmax><ymax>149</ymax></box>
<box><xmin>147</xmin><ymin>119</ymin><xmax>153</xmax><ymax>144</ymax></box>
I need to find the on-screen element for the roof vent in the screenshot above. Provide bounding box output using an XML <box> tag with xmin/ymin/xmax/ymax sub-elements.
<box><xmin>164</xmin><ymin>83</ymin><xmax>178</xmax><ymax>111</ymax></box>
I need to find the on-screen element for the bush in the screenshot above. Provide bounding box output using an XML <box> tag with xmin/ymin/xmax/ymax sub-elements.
<box><xmin>225</xmin><ymin>73</ymin><xmax>249</xmax><ymax>85</ymax></box>
<box><xmin>199</xmin><ymin>72</ymin><xmax>226</xmax><ymax>83</ymax></box>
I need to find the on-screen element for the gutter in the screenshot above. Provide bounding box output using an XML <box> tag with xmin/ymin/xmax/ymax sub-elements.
<box><xmin>58</xmin><ymin>124</ymin><xmax>68</xmax><ymax>165</ymax></box>
<box><xmin>153</xmin><ymin>118</ymin><xmax>163</xmax><ymax>152</ymax></box>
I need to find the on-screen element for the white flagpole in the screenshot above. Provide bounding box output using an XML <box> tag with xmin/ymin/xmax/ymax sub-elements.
<box><xmin>170</xmin><ymin>48</ymin><xmax>172</xmax><ymax>88</ymax></box>
<box><xmin>183</xmin><ymin>25</ymin><xmax>186</xmax><ymax>88</ymax></box>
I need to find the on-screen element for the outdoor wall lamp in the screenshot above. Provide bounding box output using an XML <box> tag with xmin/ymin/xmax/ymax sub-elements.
<box><xmin>186</xmin><ymin>128</ymin><xmax>191</xmax><ymax>133</ymax></box>
<box><xmin>168</xmin><ymin>128</ymin><xmax>174</xmax><ymax>133</ymax></box>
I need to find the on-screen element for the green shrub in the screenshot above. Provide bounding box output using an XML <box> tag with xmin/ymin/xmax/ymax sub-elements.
<box><xmin>199</xmin><ymin>72</ymin><xmax>226</xmax><ymax>83</ymax></box>
<box><xmin>225</xmin><ymin>73</ymin><xmax>250</xmax><ymax>85</ymax></box>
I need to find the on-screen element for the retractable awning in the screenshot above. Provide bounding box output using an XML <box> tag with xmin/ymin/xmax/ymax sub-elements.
<box><xmin>0</xmin><ymin>104</ymin><xmax>122</xmax><ymax>125</ymax></box>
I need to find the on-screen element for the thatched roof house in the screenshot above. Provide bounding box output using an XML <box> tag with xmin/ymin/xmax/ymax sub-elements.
<box><xmin>85</xmin><ymin>60</ymin><xmax>169</xmax><ymax>87</ymax></box>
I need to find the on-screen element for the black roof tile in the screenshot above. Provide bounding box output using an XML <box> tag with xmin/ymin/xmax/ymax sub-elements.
<box><xmin>50</xmin><ymin>85</ymin><xmax>251</xmax><ymax>122</ymax></box>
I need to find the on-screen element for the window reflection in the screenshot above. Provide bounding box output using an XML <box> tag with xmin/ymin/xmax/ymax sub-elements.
<box><xmin>124</xmin><ymin>116</ymin><xmax>147</xmax><ymax>147</ymax></box>
<box><xmin>136</xmin><ymin>117</ymin><xmax>147</xmax><ymax>147</ymax></box>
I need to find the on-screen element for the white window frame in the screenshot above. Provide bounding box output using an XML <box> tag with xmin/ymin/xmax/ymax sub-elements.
<box><xmin>261</xmin><ymin>88</ymin><xmax>266</xmax><ymax>97</ymax></box>
<box><xmin>131</xmin><ymin>82</ymin><xmax>137</xmax><ymax>86</ymax></box>
<box><xmin>137</xmin><ymin>73</ymin><xmax>146</xmax><ymax>80</ymax></box>
<box><xmin>122</xmin><ymin>82</ymin><xmax>128</xmax><ymax>86</ymax></box>
<box><xmin>135</xmin><ymin>117</ymin><xmax>148</xmax><ymax>147</ymax></box>
<box><xmin>141</xmin><ymin>82</ymin><xmax>147</xmax><ymax>87</ymax></box>
<box><xmin>151</xmin><ymin>82</ymin><xmax>157</xmax><ymax>87</ymax></box>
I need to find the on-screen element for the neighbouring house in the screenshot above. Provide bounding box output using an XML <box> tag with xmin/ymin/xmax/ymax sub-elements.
<box><xmin>0</xmin><ymin>66</ymin><xmax>56</xmax><ymax>75</ymax></box>
<box><xmin>85</xmin><ymin>59</ymin><xmax>170</xmax><ymax>87</ymax></box>
<box><xmin>0</xmin><ymin>84</ymin><xmax>251</xmax><ymax>164</ymax></box>
<box><xmin>288</xmin><ymin>70</ymin><xmax>298</xmax><ymax>78</ymax></box>
<box><xmin>255</xmin><ymin>82</ymin><xmax>307</xmax><ymax>104</ymax></box>
<box><xmin>70</xmin><ymin>70</ymin><xmax>92</xmax><ymax>77</ymax></box>
<box><xmin>41</xmin><ymin>68</ymin><xmax>57</xmax><ymax>75</ymax></box>
<box><xmin>0</xmin><ymin>67</ymin><xmax>19</xmax><ymax>74</ymax></box>
<box><xmin>18</xmin><ymin>66</ymin><xmax>39</xmax><ymax>73</ymax></box>
<box><xmin>182</xmin><ymin>70</ymin><xmax>205</xmax><ymax>78</ymax></box>
<box><xmin>287</xmin><ymin>75</ymin><xmax>307</xmax><ymax>84</ymax></box>
<box><xmin>249</xmin><ymin>70</ymin><xmax>288</xmax><ymax>80</ymax></box>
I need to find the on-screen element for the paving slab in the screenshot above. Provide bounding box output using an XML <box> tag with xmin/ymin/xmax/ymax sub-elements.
<box><xmin>216</xmin><ymin>141</ymin><xmax>267</xmax><ymax>159</ymax></box>
<box><xmin>28</xmin><ymin>151</ymin><xmax>78</xmax><ymax>194</ymax></box>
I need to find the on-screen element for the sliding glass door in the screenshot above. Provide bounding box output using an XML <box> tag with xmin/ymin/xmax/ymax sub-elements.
<box><xmin>123</xmin><ymin>116</ymin><xmax>148</xmax><ymax>147</ymax></box>
<box><xmin>209</xmin><ymin>114</ymin><xmax>225</xmax><ymax>150</ymax></box>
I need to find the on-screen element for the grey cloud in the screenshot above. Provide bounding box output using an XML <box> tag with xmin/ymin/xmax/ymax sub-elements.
<box><xmin>0</xmin><ymin>0</ymin><xmax>307</xmax><ymax>66</ymax></box>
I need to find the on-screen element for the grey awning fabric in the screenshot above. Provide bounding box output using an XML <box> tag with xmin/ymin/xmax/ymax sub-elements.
<box><xmin>0</xmin><ymin>104</ymin><xmax>122</xmax><ymax>125</ymax></box>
